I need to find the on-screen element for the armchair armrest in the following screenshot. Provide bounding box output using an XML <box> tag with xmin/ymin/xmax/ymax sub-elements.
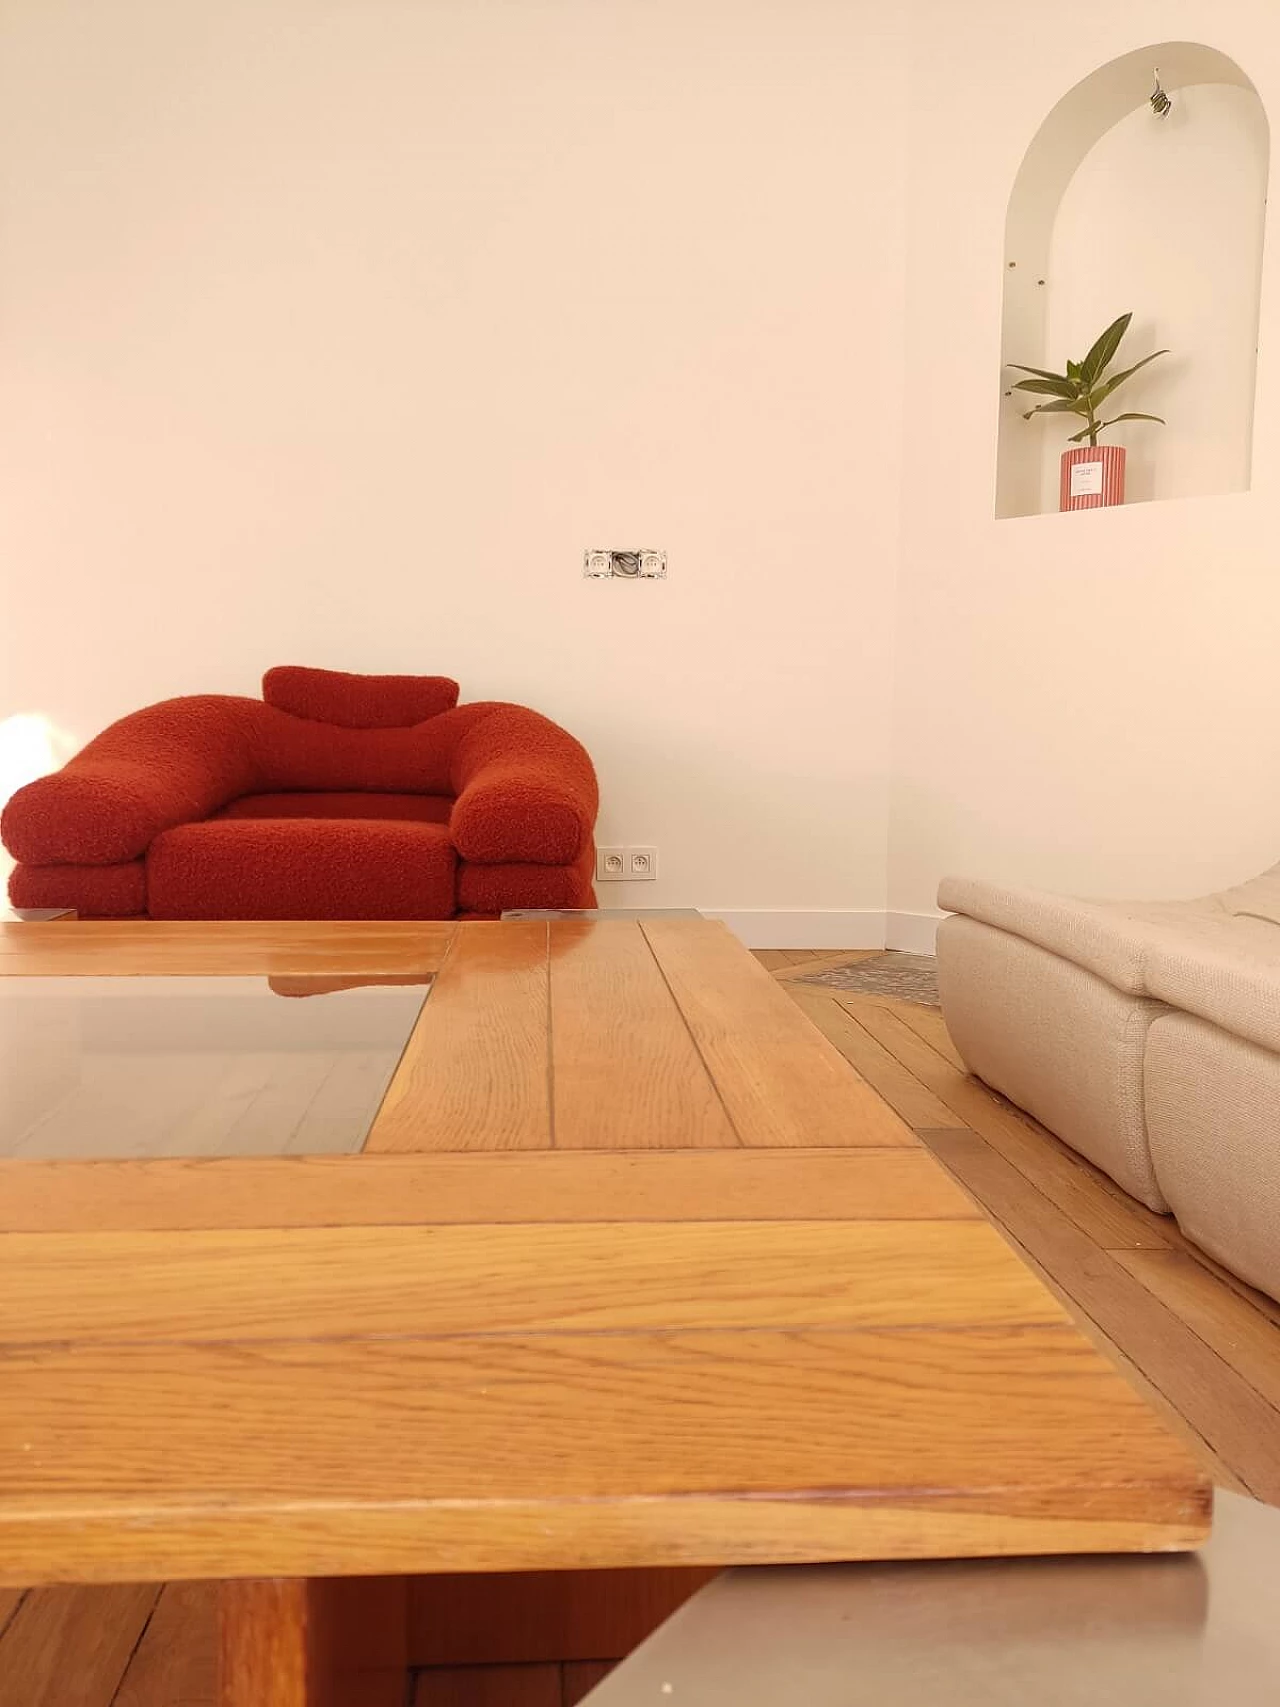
<box><xmin>1</xmin><ymin>696</ymin><xmax>263</xmax><ymax>866</ymax></box>
<box><xmin>449</xmin><ymin>705</ymin><xmax>598</xmax><ymax>865</ymax></box>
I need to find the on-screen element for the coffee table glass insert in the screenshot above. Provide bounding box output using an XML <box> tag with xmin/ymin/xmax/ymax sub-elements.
<box><xmin>0</xmin><ymin>976</ymin><xmax>429</xmax><ymax>1159</ymax></box>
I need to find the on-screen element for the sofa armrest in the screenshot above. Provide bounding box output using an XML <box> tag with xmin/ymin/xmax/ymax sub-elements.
<box><xmin>449</xmin><ymin>705</ymin><xmax>598</xmax><ymax>866</ymax></box>
<box><xmin>1</xmin><ymin>696</ymin><xmax>263</xmax><ymax>866</ymax></box>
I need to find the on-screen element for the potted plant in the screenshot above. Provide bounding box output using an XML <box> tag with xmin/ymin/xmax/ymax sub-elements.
<box><xmin>1010</xmin><ymin>313</ymin><xmax>1167</xmax><ymax>511</ymax></box>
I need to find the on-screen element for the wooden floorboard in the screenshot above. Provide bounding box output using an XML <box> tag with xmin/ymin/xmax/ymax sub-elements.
<box><xmin>7</xmin><ymin>949</ymin><xmax>1279</xmax><ymax>1703</ymax></box>
<box><xmin>0</xmin><ymin>1584</ymin><xmax>157</xmax><ymax>1707</ymax></box>
<box><xmin>771</xmin><ymin>950</ymin><xmax>882</xmax><ymax>980</ymax></box>
<box><xmin>414</xmin><ymin>1664</ymin><xmax>562</xmax><ymax>1706</ymax></box>
<box><xmin>111</xmin><ymin>1583</ymin><xmax>215</xmax><ymax>1707</ymax></box>
<box><xmin>0</xmin><ymin>1590</ymin><xmax>25</xmax><ymax>1642</ymax></box>
<box><xmin>787</xmin><ymin>985</ymin><xmax>967</xmax><ymax>1132</ymax></box>
<box><xmin>563</xmin><ymin>1662</ymin><xmax>616</xmax><ymax>1704</ymax></box>
<box><xmin>986</xmin><ymin>1218</ymin><xmax>1249</xmax><ymax>1495</ymax></box>
<box><xmin>1113</xmin><ymin>1248</ymin><xmax>1280</xmax><ymax>1416</ymax></box>
<box><xmin>834</xmin><ymin>994</ymin><xmax>1172</xmax><ymax>1251</ymax></box>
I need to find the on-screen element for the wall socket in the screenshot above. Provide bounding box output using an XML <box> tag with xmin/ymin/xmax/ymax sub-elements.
<box><xmin>584</xmin><ymin>550</ymin><xmax>667</xmax><ymax>579</ymax></box>
<box><xmin>596</xmin><ymin>846</ymin><xmax>659</xmax><ymax>882</ymax></box>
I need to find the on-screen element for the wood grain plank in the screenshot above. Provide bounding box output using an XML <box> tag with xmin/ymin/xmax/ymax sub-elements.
<box><xmin>750</xmin><ymin>951</ymin><xmax>793</xmax><ymax>970</ymax></box>
<box><xmin>0</xmin><ymin>1327</ymin><xmax>1207</xmax><ymax>1584</ymax></box>
<box><xmin>786</xmin><ymin>987</ymin><xmax>966</xmax><ymax>1132</ymax></box>
<box><xmin>0</xmin><ymin>1149</ymin><xmax>980</xmax><ymax>1234</ymax></box>
<box><xmin>548</xmin><ymin>923</ymin><xmax>738</xmax><ymax>1150</ymax></box>
<box><xmin>0</xmin><ymin>1221</ymin><xmax>1062</xmax><ymax>1345</ymax></box>
<box><xmin>772</xmin><ymin>951</ymin><xmax>883</xmax><ymax>980</ymax></box>
<box><xmin>409</xmin><ymin>1569</ymin><xmax>714</xmax><ymax>1666</ymax></box>
<box><xmin>1160</xmin><ymin>1234</ymin><xmax>1280</xmax><ymax>1329</ymax></box>
<box><xmin>113</xmin><ymin>1582</ymin><xmax>216</xmax><ymax>1707</ymax></box>
<box><xmin>852</xmin><ymin>1002</ymin><xmax>1172</xmax><ymax>1250</ymax></box>
<box><xmin>888</xmin><ymin>1001</ymin><xmax>968</xmax><ymax>1071</ymax></box>
<box><xmin>1114</xmin><ymin>1248</ymin><xmax>1280</xmax><ymax>1415</ymax></box>
<box><xmin>220</xmin><ymin>1578</ymin><xmax>406</xmax><ymax>1707</ymax></box>
<box><xmin>0</xmin><ymin>1591</ymin><xmax>24</xmax><ymax>1642</ymax></box>
<box><xmin>0</xmin><ymin>920</ymin><xmax>454</xmax><ymax>978</ymax></box>
<box><xmin>943</xmin><ymin>1192</ymin><xmax>1249</xmax><ymax>1496</ymax></box>
<box><xmin>367</xmin><ymin>923</ymin><xmax>551</xmax><ymax>1152</ymax></box>
<box><xmin>218</xmin><ymin>1580</ymin><xmax>313</xmax><ymax>1707</ymax></box>
<box><xmin>0</xmin><ymin>1584</ymin><xmax>157</xmax><ymax>1707</ymax></box>
<box><xmin>643</xmin><ymin>920</ymin><xmax>914</xmax><ymax>1149</ymax></box>
<box><xmin>563</xmin><ymin>1662</ymin><xmax>616</xmax><ymax>1704</ymax></box>
<box><xmin>414</xmin><ymin>1666</ymin><xmax>561</xmax><ymax>1707</ymax></box>
<box><xmin>924</xmin><ymin>1128</ymin><xmax>1280</xmax><ymax>1503</ymax></box>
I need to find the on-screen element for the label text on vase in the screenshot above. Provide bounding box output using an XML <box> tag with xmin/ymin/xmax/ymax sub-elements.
<box><xmin>1069</xmin><ymin>460</ymin><xmax>1104</xmax><ymax>497</ymax></box>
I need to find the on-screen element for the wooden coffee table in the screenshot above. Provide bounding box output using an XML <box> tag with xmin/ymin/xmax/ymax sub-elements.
<box><xmin>0</xmin><ymin>918</ymin><xmax>1209</xmax><ymax>1705</ymax></box>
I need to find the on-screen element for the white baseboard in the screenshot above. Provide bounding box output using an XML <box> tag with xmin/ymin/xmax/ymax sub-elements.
<box><xmin>709</xmin><ymin>910</ymin><xmax>887</xmax><ymax>950</ymax></box>
<box><xmin>704</xmin><ymin>909</ymin><xmax>945</xmax><ymax>953</ymax></box>
<box><xmin>885</xmin><ymin>910</ymin><xmax>944</xmax><ymax>954</ymax></box>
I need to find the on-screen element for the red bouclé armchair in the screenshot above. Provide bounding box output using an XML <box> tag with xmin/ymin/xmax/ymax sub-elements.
<box><xmin>2</xmin><ymin>668</ymin><xmax>599</xmax><ymax>920</ymax></box>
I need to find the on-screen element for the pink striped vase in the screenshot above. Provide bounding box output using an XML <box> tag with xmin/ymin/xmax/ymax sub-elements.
<box><xmin>1060</xmin><ymin>444</ymin><xmax>1126</xmax><ymax>512</ymax></box>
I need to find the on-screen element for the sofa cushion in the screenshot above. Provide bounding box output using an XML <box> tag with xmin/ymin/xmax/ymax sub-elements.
<box><xmin>1216</xmin><ymin>862</ymin><xmax>1280</xmax><ymax>927</ymax></box>
<box><xmin>216</xmin><ymin>791</ymin><xmax>454</xmax><ymax>825</ymax></box>
<box><xmin>147</xmin><ymin>818</ymin><xmax>456</xmax><ymax>920</ymax></box>
<box><xmin>1143</xmin><ymin>916</ymin><xmax>1280</xmax><ymax>1056</ymax></box>
<box><xmin>937</xmin><ymin>877</ymin><xmax>1236</xmax><ymax>997</ymax></box>
<box><xmin>941</xmin><ymin>872</ymin><xmax>1280</xmax><ymax>1055</ymax></box>
<box><xmin>262</xmin><ymin>666</ymin><xmax>459</xmax><ymax>729</ymax></box>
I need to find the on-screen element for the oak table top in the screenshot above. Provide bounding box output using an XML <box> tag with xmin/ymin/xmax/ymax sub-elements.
<box><xmin>0</xmin><ymin>918</ymin><xmax>1209</xmax><ymax>1592</ymax></box>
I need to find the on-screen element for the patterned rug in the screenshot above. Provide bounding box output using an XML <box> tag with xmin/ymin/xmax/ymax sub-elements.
<box><xmin>794</xmin><ymin>952</ymin><xmax>940</xmax><ymax>1008</ymax></box>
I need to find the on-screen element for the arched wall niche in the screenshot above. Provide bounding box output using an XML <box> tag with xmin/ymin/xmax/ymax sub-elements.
<box><xmin>995</xmin><ymin>43</ymin><xmax>1269</xmax><ymax>520</ymax></box>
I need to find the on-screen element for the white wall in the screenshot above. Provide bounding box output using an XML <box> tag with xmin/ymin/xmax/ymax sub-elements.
<box><xmin>6</xmin><ymin>1</ymin><xmax>1280</xmax><ymax>941</ymax></box>
<box><xmin>0</xmin><ymin>0</ymin><xmax>907</xmax><ymax>933</ymax></box>
<box><xmin>890</xmin><ymin>1</ymin><xmax>1280</xmax><ymax>926</ymax></box>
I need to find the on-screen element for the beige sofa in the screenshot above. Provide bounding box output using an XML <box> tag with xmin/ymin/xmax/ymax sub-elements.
<box><xmin>936</xmin><ymin>867</ymin><xmax>1280</xmax><ymax>1303</ymax></box>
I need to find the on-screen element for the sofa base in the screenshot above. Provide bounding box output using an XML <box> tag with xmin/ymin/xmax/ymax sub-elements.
<box><xmin>937</xmin><ymin>915</ymin><xmax>1169</xmax><ymax>1212</ymax></box>
<box><xmin>8</xmin><ymin>850</ymin><xmax>596</xmax><ymax>922</ymax></box>
<box><xmin>8</xmin><ymin>859</ymin><xmax>148</xmax><ymax>918</ymax></box>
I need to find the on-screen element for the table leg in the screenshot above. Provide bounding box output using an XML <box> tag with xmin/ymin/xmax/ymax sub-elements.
<box><xmin>218</xmin><ymin>1577</ymin><xmax>407</xmax><ymax>1707</ymax></box>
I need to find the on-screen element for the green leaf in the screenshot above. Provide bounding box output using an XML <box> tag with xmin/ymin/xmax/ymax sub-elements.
<box><xmin>1012</xmin><ymin>376</ymin><xmax>1080</xmax><ymax>399</ymax></box>
<box><xmin>1067</xmin><ymin>359</ymin><xmax>1082</xmax><ymax>381</ymax></box>
<box><xmin>1023</xmin><ymin>399</ymin><xmax>1090</xmax><ymax>419</ymax></box>
<box><xmin>1079</xmin><ymin>313</ymin><xmax>1133</xmax><ymax>387</ymax></box>
<box><xmin>1007</xmin><ymin>363</ymin><xmax>1072</xmax><ymax>382</ymax></box>
<box><xmin>1067</xmin><ymin>423</ymin><xmax>1097</xmax><ymax>443</ymax></box>
<box><xmin>1089</xmin><ymin>350</ymin><xmax>1169</xmax><ymax>409</ymax></box>
<box><xmin>1098</xmin><ymin>412</ymin><xmax>1166</xmax><ymax>430</ymax></box>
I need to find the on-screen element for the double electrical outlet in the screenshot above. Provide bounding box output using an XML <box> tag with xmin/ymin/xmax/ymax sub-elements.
<box><xmin>596</xmin><ymin>846</ymin><xmax>659</xmax><ymax>883</ymax></box>
<box><xmin>583</xmin><ymin>550</ymin><xmax>667</xmax><ymax>579</ymax></box>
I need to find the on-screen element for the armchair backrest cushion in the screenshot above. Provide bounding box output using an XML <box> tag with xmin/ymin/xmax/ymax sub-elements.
<box><xmin>262</xmin><ymin>666</ymin><xmax>459</xmax><ymax>728</ymax></box>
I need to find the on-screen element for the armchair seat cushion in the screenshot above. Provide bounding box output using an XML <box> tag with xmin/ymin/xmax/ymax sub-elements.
<box><xmin>215</xmin><ymin>792</ymin><xmax>454</xmax><ymax>825</ymax></box>
<box><xmin>147</xmin><ymin>818</ymin><xmax>456</xmax><ymax>921</ymax></box>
